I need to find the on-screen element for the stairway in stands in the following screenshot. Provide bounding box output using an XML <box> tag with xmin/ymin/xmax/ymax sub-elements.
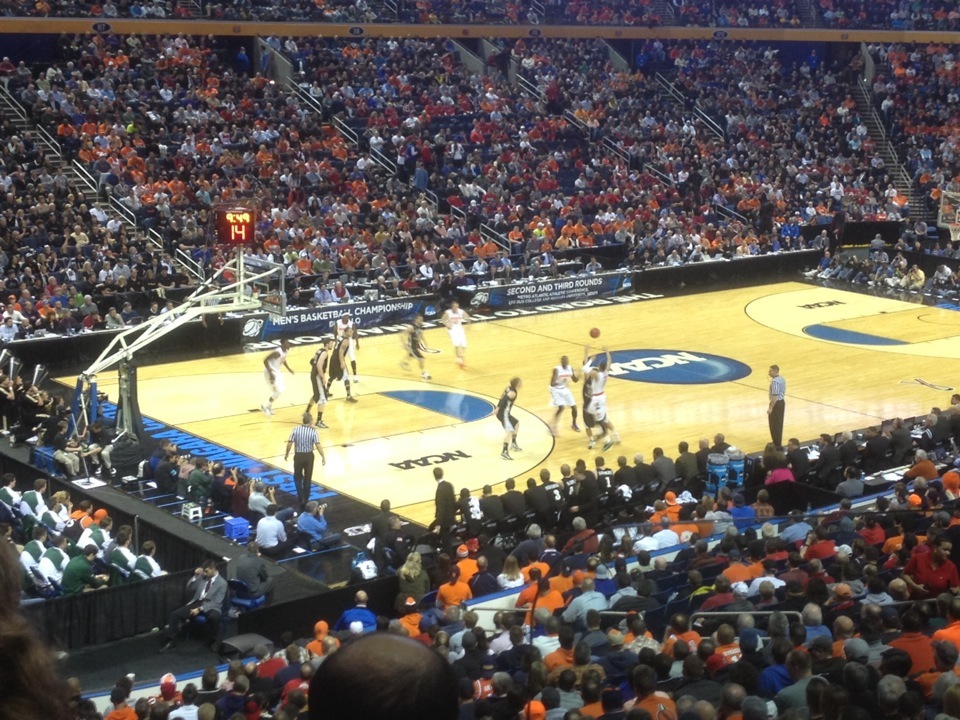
<box><xmin>0</xmin><ymin>84</ymin><xmax>203</xmax><ymax>280</ymax></box>
<box><xmin>852</xmin><ymin>78</ymin><xmax>933</xmax><ymax>223</ymax></box>
<box><xmin>0</xmin><ymin>84</ymin><xmax>101</xmax><ymax>207</ymax></box>
<box><xmin>174</xmin><ymin>0</ymin><xmax>203</xmax><ymax>17</ymax></box>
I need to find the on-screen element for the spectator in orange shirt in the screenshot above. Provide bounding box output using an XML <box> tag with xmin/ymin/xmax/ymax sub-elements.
<box><xmin>625</xmin><ymin>664</ymin><xmax>677</xmax><ymax>718</ymax></box>
<box><xmin>455</xmin><ymin>544</ymin><xmax>478</xmax><ymax>585</ymax></box>
<box><xmin>543</xmin><ymin>625</ymin><xmax>576</xmax><ymax>672</ymax></box>
<box><xmin>662</xmin><ymin>613</ymin><xmax>701</xmax><ymax>657</ymax></box>
<box><xmin>549</xmin><ymin>564</ymin><xmax>575</xmax><ymax>597</ymax></box>
<box><xmin>523</xmin><ymin>578</ymin><xmax>565</xmax><ymax>625</ymax></box>
<box><xmin>521</xmin><ymin>558</ymin><xmax>551</xmax><ymax>583</ymax></box>
<box><xmin>889</xmin><ymin>609</ymin><xmax>937</xmax><ymax>674</ymax></box>
<box><xmin>715</xmin><ymin>623</ymin><xmax>742</xmax><ymax>665</ymax></box>
<box><xmin>515</xmin><ymin>566</ymin><xmax>544</xmax><ymax>610</ymax></box>
<box><xmin>916</xmin><ymin>640</ymin><xmax>960</xmax><ymax>698</ymax></box>
<box><xmin>933</xmin><ymin>597</ymin><xmax>960</xmax><ymax>648</ymax></box>
<box><xmin>722</xmin><ymin>548</ymin><xmax>756</xmax><ymax>584</ymax></box>
<box><xmin>904</xmin><ymin>449</ymin><xmax>939</xmax><ymax>481</ymax></box>
<box><xmin>436</xmin><ymin>566</ymin><xmax>472</xmax><ymax>609</ymax></box>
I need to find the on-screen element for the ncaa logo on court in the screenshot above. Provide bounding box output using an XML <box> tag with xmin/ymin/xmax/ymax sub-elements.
<box><xmin>608</xmin><ymin>350</ymin><xmax>751</xmax><ymax>385</ymax></box>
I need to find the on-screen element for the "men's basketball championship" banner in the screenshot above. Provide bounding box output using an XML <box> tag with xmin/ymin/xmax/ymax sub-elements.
<box><xmin>252</xmin><ymin>298</ymin><xmax>431</xmax><ymax>340</ymax></box>
<box><xmin>463</xmin><ymin>271</ymin><xmax>633</xmax><ymax>310</ymax></box>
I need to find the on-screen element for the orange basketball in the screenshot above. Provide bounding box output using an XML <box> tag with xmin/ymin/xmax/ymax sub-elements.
<box><xmin>589</xmin><ymin>328</ymin><xmax>601</xmax><ymax>339</ymax></box>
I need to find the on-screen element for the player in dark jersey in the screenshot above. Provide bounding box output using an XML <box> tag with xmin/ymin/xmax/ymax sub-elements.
<box><xmin>327</xmin><ymin>329</ymin><xmax>357</xmax><ymax>403</ymax></box>
<box><xmin>580</xmin><ymin>346</ymin><xmax>599</xmax><ymax>449</ymax></box>
<box><xmin>497</xmin><ymin>377</ymin><xmax>522</xmax><ymax>460</ymax></box>
<box><xmin>306</xmin><ymin>338</ymin><xmax>333</xmax><ymax>427</ymax></box>
<box><xmin>539</xmin><ymin>468</ymin><xmax>565</xmax><ymax>519</ymax></box>
<box><xmin>400</xmin><ymin>315</ymin><xmax>431</xmax><ymax>380</ymax></box>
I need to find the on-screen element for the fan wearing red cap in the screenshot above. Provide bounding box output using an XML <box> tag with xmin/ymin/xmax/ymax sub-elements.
<box><xmin>154</xmin><ymin>673</ymin><xmax>180</xmax><ymax>705</ymax></box>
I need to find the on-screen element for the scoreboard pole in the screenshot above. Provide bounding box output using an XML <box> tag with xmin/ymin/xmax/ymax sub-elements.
<box><xmin>214</xmin><ymin>206</ymin><xmax>257</xmax><ymax>301</ymax></box>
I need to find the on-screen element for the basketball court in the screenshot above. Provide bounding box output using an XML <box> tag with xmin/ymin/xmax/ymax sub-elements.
<box><xmin>58</xmin><ymin>280</ymin><xmax>960</xmax><ymax>528</ymax></box>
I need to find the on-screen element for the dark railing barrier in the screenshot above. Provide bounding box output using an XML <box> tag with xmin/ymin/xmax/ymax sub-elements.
<box><xmin>836</xmin><ymin>220</ymin><xmax>903</xmax><ymax>247</ymax></box>
<box><xmin>238</xmin><ymin>574</ymin><xmax>400</xmax><ymax>641</ymax></box>
<box><xmin>754</xmin><ymin>480</ymin><xmax>843</xmax><ymax>517</ymax></box>
<box><xmin>8</xmin><ymin>314</ymin><xmax>250</xmax><ymax>370</ymax></box>
<box><xmin>635</xmin><ymin>249</ymin><xmax>819</xmax><ymax>295</ymax></box>
<box><xmin>23</xmin><ymin>568</ymin><xmax>196</xmax><ymax>650</ymax></box>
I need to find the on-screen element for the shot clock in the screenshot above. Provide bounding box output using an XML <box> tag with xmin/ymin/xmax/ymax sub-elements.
<box><xmin>215</xmin><ymin>208</ymin><xmax>254</xmax><ymax>245</ymax></box>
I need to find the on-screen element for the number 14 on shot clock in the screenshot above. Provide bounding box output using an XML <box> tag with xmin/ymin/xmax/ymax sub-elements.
<box><xmin>216</xmin><ymin>208</ymin><xmax>254</xmax><ymax>245</ymax></box>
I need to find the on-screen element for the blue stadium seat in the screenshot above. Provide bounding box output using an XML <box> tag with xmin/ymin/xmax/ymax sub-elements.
<box><xmin>228</xmin><ymin>579</ymin><xmax>267</xmax><ymax>612</ymax></box>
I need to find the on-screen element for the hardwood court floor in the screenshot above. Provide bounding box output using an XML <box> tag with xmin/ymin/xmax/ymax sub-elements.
<box><xmin>66</xmin><ymin>282</ymin><xmax>960</xmax><ymax>527</ymax></box>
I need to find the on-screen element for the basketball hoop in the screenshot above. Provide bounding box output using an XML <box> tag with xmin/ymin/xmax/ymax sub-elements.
<box><xmin>939</xmin><ymin>190</ymin><xmax>960</xmax><ymax>243</ymax></box>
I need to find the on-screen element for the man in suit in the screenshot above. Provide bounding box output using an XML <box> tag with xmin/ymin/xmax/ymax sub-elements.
<box><xmin>812</xmin><ymin>433</ymin><xmax>841</xmax><ymax>488</ymax></box>
<box><xmin>862</xmin><ymin>427</ymin><xmax>892</xmax><ymax>473</ymax></box>
<box><xmin>633</xmin><ymin>453</ymin><xmax>657</xmax><ymax>489</ymax></box>
<box><xmin>837</xmin><ymin>431</ymin><xmax>860</xmax><ymax>468</ymax></box>
<box><xmin>786</xmin><ymin>438</ymin><xmax>811</xmax><ymax>480</ymax></box>
<box><xmin>234</xmin><ymin>541</ymin><xmax>274</xmax><ymax>598</ymax></box>
<box><xmin>479</xmin><ymin>485</ymin><xmax>505</xmax><ymax>523</ymax></box>
<box><xmin>500</xmin><ymin>477</ymin><xmax>526</xmax><ymax>517</ymax></box>
<box><xmin>651</xmin><ymin>447</ymin><xmax>675</xmax><ymax>484</ymax></box>
<box><xmin>159</xmin><ymin>560</ymin><xmax>227</xmax><ymax>652</ymax></box>
<box><xmin>888</xmin><ymin>418</ymin><xmax>914</xmax><ymax>465</ymax></box>
<box><xmin>433</xmin><ymin>467</ymin><xmax>456</xmax><ymax>541</ymax></box>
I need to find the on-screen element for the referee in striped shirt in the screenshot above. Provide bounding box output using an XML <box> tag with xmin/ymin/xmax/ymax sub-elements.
<box><xmin>767</xmin><ymin>364</ymin><xmax>786</xmax><ymax>450</ymax></box>
<box><xmin>286</xmin><ymin>413</ymin><xmax>326</xmax><ymax>509</ymax></box>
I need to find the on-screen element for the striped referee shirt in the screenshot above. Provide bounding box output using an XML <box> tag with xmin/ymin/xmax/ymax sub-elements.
<box><xmin>288</xmin><ymin>424</ymin><xmax>320</xmax><ymax>453</ymax></box>
<box><xmin>770</xmin><ymin>375</ymin><xmax>786</xmax><ymax>401</ymax></box>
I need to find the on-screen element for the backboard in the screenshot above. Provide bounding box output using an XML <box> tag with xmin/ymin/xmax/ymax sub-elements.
<box><xmin>939</xmin><ymin>189</ymin><xmax>960</xmax><ymax>242</ymax></box>
<box><xmin>242</xmin><ymin>254</ymin><xmax>287</xmax><ymax>317</ymax></box>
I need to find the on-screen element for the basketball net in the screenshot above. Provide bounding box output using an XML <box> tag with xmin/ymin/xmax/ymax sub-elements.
<box><xmin>939</xmin><ymin>189</ymin><xmax>960</xmax><ymax>243</ymax></box>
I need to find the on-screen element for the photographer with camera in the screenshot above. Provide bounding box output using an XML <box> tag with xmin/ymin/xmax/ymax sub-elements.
<box><xmin>248</xmin><ymin>481</ymin><xmax>295</xmax><ymax>523</ymax></box>
<box><xmin>297</xmin><ymin>501</ymin><xmax>341</xmax><ymax>551</ymax></box>
<box><xmin>153</xmin><ymin>445</ymin><xmax>184</xmax><ymax>495</ymax></box>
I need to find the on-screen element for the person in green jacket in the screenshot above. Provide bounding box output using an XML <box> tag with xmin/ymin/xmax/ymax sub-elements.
<box><xmin>61</xmin><ymin>545</ymin><xmax>108</xmax><ymax>595</ymax></box>
<box><xmin>188</xmin><ymin>458</ymin><xmax>213</xmax><ymax>506</ymax></box>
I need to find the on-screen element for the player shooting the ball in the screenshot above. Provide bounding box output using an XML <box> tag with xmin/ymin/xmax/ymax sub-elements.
<box><xmin>585</xmin><ymin>343</ymin><xmax>620</xmax><ymax>452</ymax></box>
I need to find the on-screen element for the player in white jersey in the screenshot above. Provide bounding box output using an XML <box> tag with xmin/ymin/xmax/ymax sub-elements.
<box><xmin>442</xmin><ymin>300</ymin><xmax>469</xmax><ymax>367</ymax></box>
<box><xmin>586</xmin><ymin>345</ymin><xmax>620</xmax><ymax>451</ymax></box>
<box><xmin>335</xmin><ymin>313</ymin><xmax>360</xmax><ymax>383</ymax></box>
<box><xmin>548</xmin><ymin>355</ymin><xmax>580</xmax><ymax>436</ymax></box>
<box><xmin>262</xmin><ymin>339</ymin><xmax>294</xmax><ymax>416</ymax></box>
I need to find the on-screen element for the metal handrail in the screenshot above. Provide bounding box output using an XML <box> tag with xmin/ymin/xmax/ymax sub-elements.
<box><xmin>287</xmin><ymin>81</ymin><xmax>326</xmax><ymax>118</ymax></box>
<box><xmin>692</xmin><ymin>610</ymin><xmax>802</xmax><ymax>623</ymax></box>
<box><xmin>480</xmin><ymin>223</ymin><xmax>510</xmax><ymax>251</ymax></box>
<box><xmin>693</xmin><ymin>107</ymin><xmax>725</xmax><ymax>140</ymax></box>
<box><xmin>175</xmin><ymin>247</ymin><xmax>205</xmax><ymax>281</ymax></box>
<box><xmin>655</xmin><ymin>72</ymin><xmax>687</xmax><ymax>106</ymax></box>
<box><xmin>604</xmin><ymin>40</ymin><xmax>631</xmax><ymax>71</ymax></box>
<box><xmin>603</xmin><ymin>137</ymin><xmax>629</xmax><ymax>164</ymax></box>
<box><xmin>369</xmin><ymin>145</ymin><xmax>397</xmax><ymax>175</ymax></box>
<box><xmin>530</xmin><ymin>0</ymin><xmax>544</xmax><ymax>22</ymax></box>
<box><xmin>332</xmin><ymin>114</ymin><xmax>359</xmax><ymax>145</ymax></box>
<box><xmin>716</xmin><ymin>203</ymin><xmax>750</xmax><ymax>225</ymax></box>
<box><xmin>564</xmin><ymin>108</ymin><xmax>588</xmax><ymax>133</ymax></box>
<box><xmin>0</xmin><ymin>84</ymin><xmax>63</xmax><ymax>159</ymax></box>
<box><xmin>643</xmin><ymin>162</ymin><xmax>675</xmax><ymax>186</ymax></box>
<box><xmin>516</xmin><ymin>72</ymin><xmax>545</xmax><ymax>103</ymax></box>
<box><xmin>857</xmin><ymin>77</ymin><xmax>911</xmax><ymax>189</ymax></box>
